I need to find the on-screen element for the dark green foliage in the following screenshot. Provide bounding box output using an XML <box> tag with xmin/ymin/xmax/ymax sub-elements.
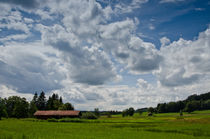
<box><xmin>46</xmin><ymin>93</ymin><xmax>65</xmax><ymax>110</ymax></box>
<box><xmin>157</xmin><ymin>103</ymin><xmax>166</xmax><ymax>113</ymax></box>
<box><xmin>136</xmin><ymin>109</ymin><xmax>143</xmax><ymax>115</ymax></box>
<box><xmin>186</xmin><ymin>92</ymin><xmax>210</xmax><ymax>101</ymax></box>
<box><xmin>122</xmin><ymin>110</ymin><xmax>127</xmax><ymax>117</ymax></box>
<box><xmin>0</xmin><ymin>98</ymin><xmax>8</xmax><ymax>119</ymax></box>
<box><xmin>0</xmin><ymin>91</ymin><xmax>74</xmax><ymax>118</ymax></box>
<box><xmin>156</xmin><ymin>92</ymin><xmax>210</xmax><ymax>113</ymax></box>
<box><xmin>106</xmin><ymin>112</ymin><xmax>112</xmax><ymax>118</ymax></box>
<box><xmin>47</xmin><ymin>118</ymin><xmax>58</xmax><ymax>122</ymax></box>
<box><xmin>28</xmin><ymin>101</ymin><xmax>37</xmax><ymax>117</ymax></box>
<box><xmin>32</xmin><ymin>92</ymin><xmax>38</xmax><ymax>108</ymax></box>
<box><xmin>0</xmin><ymin>98</ymin><xmax>4</xmax><ymax>120</ymax></box>
<box><xmin>148</xmin><ymin>107</ymin><xmax>155</xmax><ymax>114</ymax></box>
<box><xmin>148</xmin><ymin>112</ymin><xmax>153</xmax><ymax>116</ymax></box>
<box><xmin>202</xmin><ymin>100</ymin><xmax>210</xmax><ymax>110</ymax></box>
<box><xmin>94</xmin><ymin>108</ymin><xmax>100</xmax><ymax>117</ymax></box>
<box><xmin>184</xmin><ymin>101</ymin><xmax>201</xmax><ymax>113</ymax></box>
<box><xmin>37</xmin><ymin>91</ymin><xmax>46</xmax><ymax>110</ymax></box>
<box><xmin>100</xmin><ymin>110</ymin><xmax>121</xmax><ymax>116</ymax></box>
<box><xmin>59</xmin><ymin>102</ymin><xmax>74</xmax><ymax>110</ymax></box>
<box><xmin>122</xmin><ymin>107</ymin><xmax>135</xmax><ymax>117</ymax></box>
<box><xmin>128</xmin><ymin>107</ymin><xmax>135</xmax><ymax>116</ymax></box>
<box><xmin>179</xmin><ymin>110</ymin><xmax>183</xmax><ymax>116</ymax></box>
<box><xmin>12</xmin><ymin>98</ymin><xmax>29</xmax><ymax>118</ymax></box>
<box><xmin>157</xmin><ymin>101</ymin><xmax>185</xmax><ymax>113</ymax></box>
<box><xmin>59</xmin><ymin>97</ymin><xmax>63</xmax><ymax>104</ymax></box>
<box><xmin>5</xmin><ymin>96</ymin><xmax>29</xmax><ymax>118</ymax></box>
<box><xmin>81</xmin><ymin>112</ymin><xmax>98</xmax><ymax>119</ymax></box>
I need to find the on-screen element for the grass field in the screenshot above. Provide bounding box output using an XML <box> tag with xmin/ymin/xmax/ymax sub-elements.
<box><xmin>1</xmin><ymin>110</ymin><xmax>210</xmax><ymax>139</ymax></box>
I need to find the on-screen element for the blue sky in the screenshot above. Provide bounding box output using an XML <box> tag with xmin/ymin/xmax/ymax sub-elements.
<box><xmin>0</xmin><ymin>0</ymin><xmax>210</xmax><ymax>110</ymax></box>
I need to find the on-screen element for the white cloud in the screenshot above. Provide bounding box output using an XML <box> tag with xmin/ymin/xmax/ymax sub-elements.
<box><xmin>0</xmin><ymin>10</ymin><xmax>29</xmax><ymax>33</ymax></box>
<box><xmin>194</xmin><ymin>8</ymin><xmax>205</xmax><ymax>11</ymax></box>
<box><xmin>157</xmin><ymin>27</ymin><xmax>210</xmax><ymax>87</ymax></box>
<box><xmin>149</xmin><ymin>24</ymin><xmax>155</xmax><ymax>30</ymax></box>
<box><xmin>0</xmin><ymin>0</ymin><xmax>210</xmax><ymax>111</ymax></box>
<box><xmin>24</xmin><ymin>18</ymin><xmax>34</xmax><ymax>23</ymax></box>
<box><xmin>0</xmin><ymin>41</ymin><xmax>66</xmax><ymax>93</ymax></box>
<box><xmin>35</xmin><ymin>9</ymin><xmax>53</xmax><ymax>20</ymax></box>
<box><xmin>0</xmin><ymin>85</ymin><xmax>33</xmax><ymax>101</ymax></box>
<box><xmin>0</xmin><ymin>34</ymin><xmax>29</xmax><ymax>42</ymax></box>
<box><xmin>38</xmin><ymin>23</ymin><xmax>118</xmax><ymax>85</ymax></box>
<box><xmin>160</xmin><ymin>36</ymin><xmax>171</xmax><ymax>47</ymax></box>
<box><xmin>0</xmin><ymin>9</ymin><xmax>32</xmax><ymax>43</ymax></box>
<box><xmin>113</xmin><ymin>0</ymin><xmax>148</xmax><ymax>14</ymax></box>
<box><xmin>126</xmin><ymin>36</ymin><xmax>163</xmax><ymax>74</ymax></box>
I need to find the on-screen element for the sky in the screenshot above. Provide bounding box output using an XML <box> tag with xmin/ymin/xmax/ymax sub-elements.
<box><xmin>0</xmin><ymin>0</ymin><xmax>210</xmax><ymax>111</ymax></box>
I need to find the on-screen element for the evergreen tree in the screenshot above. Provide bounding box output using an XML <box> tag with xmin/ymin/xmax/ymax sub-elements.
<box><xmin>59</xmin><ymin>97</ymin><xmax>63</xmax><ymax>104</ymax></box>
<box><xmin>37</xmin><ymin>91</ymin><xmax>46</xmax><ymax>110</ymax></box>
<box><xmin>47</xmin><ymin>94</ymin><xmax>64</xmax><ymax>110</ymax></box>
<box><xmin>32</xmin><ymin>92</ymin><xmax>38</xmax><ymax>107</ymax></box>
<box><xmin>46</xmin><ymin>96</ymin><xmax>53</xmax><ymax>110</ymax></box>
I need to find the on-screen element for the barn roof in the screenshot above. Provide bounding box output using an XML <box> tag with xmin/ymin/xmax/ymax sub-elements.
<box><xmin>34</xmin><ymin>110</ymin><xmax>81</xmax><ymax>116</ymax></box>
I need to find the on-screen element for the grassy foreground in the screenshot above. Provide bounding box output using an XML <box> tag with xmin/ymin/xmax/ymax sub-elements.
<box><xmin>1</xmin><ymin>110</ymin><xmax>210</xmax><ymax>139</ymax></box>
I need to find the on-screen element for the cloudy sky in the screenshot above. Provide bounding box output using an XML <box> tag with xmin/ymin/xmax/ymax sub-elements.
<box><xmin>0</xmin><ymin>0</ymin><xmax>210</xmax><ymax>110</ymax></box>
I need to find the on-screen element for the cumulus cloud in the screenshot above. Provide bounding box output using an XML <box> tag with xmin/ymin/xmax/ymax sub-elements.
<box><xmin>126</xmin><ymin>36</ymin><xmax>163</xmax><ymax>74</ymax></box>
<box><xmin>1</xmin><ymin>0</ymin><xmax>210</xmax><ymax>111</ymax></box>
<box><xmin>0</xmin><ymin>9</ymin><xmax>33</xmax><ymax>43</ymax></box>
<box><xmin>0</xmin><ymin>42</ymin><xmax>66</xmax><ymax>93</ymax></box>
<box><xmin>38</xmin><ymin>23</ymin><xmax>118</xmax><ymax>85</ymax></box>
<box><xmin>157</xmin><ymin>27</ymin><xmax>210</xmax><ymax>87</ymax></box>
<box><xmin>98</xmin><ymin>18</ymin><xmax>162</xmax><ymax>74</ymax></box>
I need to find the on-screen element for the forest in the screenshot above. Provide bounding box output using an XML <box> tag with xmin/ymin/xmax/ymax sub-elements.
<box><xmin>0</xmin><ymin>91</ymin><xmax>74</xmax><ymax>119</ymax></box>
<box><xmin>155</xmin><ymin>92</ymin><xmax>210</xmax><ymax>113</ymax></box>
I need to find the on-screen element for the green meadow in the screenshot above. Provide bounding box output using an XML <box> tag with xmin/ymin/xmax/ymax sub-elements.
<box><xmin>1</xmin><ymin>110</ymin><xmax>210</xmax><ymax>139</ymax></box>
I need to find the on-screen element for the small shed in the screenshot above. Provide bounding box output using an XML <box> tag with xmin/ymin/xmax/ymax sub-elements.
<box><xmin>34</xmin><ymin>110</ymin><xmax>81</xmax><ymax>119</ymax></box>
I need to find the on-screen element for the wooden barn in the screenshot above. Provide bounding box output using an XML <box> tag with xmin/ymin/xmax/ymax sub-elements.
<box><xmin>34</xmin><ymin>110</ymin><xmax>81</xmax><ymax>119</ymax></box>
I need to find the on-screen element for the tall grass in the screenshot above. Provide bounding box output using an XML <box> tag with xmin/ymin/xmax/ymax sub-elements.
<box><xmin>1</xmin><ymin>110</ymin><xmax>210</xmax><ymax>139</ymax></box>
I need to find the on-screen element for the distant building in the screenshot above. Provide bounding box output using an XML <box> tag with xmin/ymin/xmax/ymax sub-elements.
<box><xmin>34</xmin><ymin>110</ymin><xmax>81</xmax><ymax>119</ymax></box>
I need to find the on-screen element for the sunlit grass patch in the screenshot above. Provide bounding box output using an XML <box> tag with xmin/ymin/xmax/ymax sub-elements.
<box><xmin>1</xmin><ymin>110</ymin><xmax>210</xmax><ymax>139</ymax></box>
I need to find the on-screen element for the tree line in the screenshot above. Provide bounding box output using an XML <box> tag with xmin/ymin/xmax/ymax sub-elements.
<box><xmin>120</xmin><ymin>92</ymin><xmax>210</xmax><ymax>117</ymax></box>
<box><xmin>0</xmin><ymin>91</ymin><xmax>74</xmax><ymax>119</ymax></box>
<box><xmin>155</xmin><ymin>92</ymin><xmax>210</xmax><ymax>113</ymax></box>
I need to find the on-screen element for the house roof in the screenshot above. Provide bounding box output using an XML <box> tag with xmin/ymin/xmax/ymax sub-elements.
<box><xmin>34</xmin><ymin>110</ymin><xmax>81</xmax><ymax>116</ymax></box>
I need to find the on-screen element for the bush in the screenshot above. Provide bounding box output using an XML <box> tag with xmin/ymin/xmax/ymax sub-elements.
<box><xmin>59</xmin><ymin>118</ymin><xmax>83</xmax><ymax>122</ymax></box>
<box><xmin>106</xmin><ymin>112</ymin><xmax>112</xmax><ymax>118</ymax></box>
<box><xmin>81</xmin><ymin>112</ymin><xmax>98</xmax><ymax>119</ymax></box>
<box><xmin>122</xmin><ymin>107</ymin><xmax>135</xmax><ymax>117</ymax></box>
<box><xmin>180</xmin><ymin>110</ymin><xmax>183</xmax><ymax>116</ymax></box>
<box><xmin>47</xmin><ymin>118</ymin><xmax>58</xmax><ymax>122</ymax></box>
<box><xmin>148</xmin><ymin>112</ymin><xmax>153</xmax><ymax>116</ymax></box>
